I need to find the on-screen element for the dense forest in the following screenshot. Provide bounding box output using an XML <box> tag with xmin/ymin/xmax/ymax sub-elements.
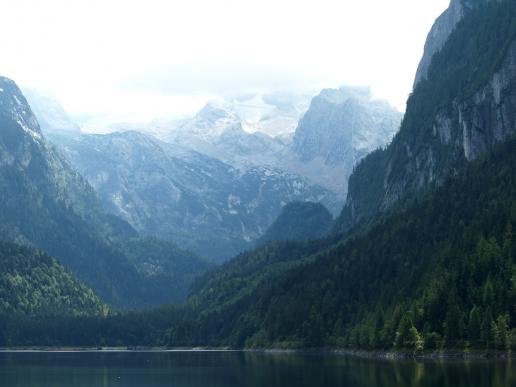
<box><xmin>255</xmin><ymin>202</ymin><xmax>333</xmax><ymax>246</ymax></box>
<box><xmin>336</xmin><ymin>0</ymin><xmax>516</xmax><ymax>233</ymax></box>
<box><xmin>167</xmin><ymin>134</ymin><xmax>516</xmax><ymax>351</ymax></box>
<box><xmin>0</xmin><ymin>0</ymin><xmax>515</xmax><ymax>354</ymax></box>
<box><xmin>0</xmin><ymin>241</ymin><xmax>106</xmax><ymax>317</ymax></box>
<box><xmin>3</xmin><ymin>132</ymin><xmax>516</xmax><ymax>352</ymax></box>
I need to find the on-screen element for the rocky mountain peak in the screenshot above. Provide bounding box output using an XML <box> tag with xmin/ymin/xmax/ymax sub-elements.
<box><xmin>173</xmin><ymin>100</ymin><xmax>241</xmax><ymax>141</ymax></box>
<box><xmin>0</xmin><ymin>76</ymin><xmax>42</xmax><ymax>141</ymax></box>
<box><xmin>338</xmin><ymin>0</ymin><xmax>516</xmax><ymax>232</ymax></box>
<box><xmin>292</xmin><ymin>86</ymin><xmax>401</xmax><ymax>167</ymax></box>
<box><xmin>195</xmin><ymin>100</ymin><xmax>238</xmax><ymax>125</ymax></box>
<box><xmin>317</xmin><ymin>86</ymin><xmax>372</xmax><ymax>105</ymax></box>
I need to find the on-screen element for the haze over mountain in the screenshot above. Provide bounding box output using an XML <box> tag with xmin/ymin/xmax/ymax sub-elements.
<box><xmin>0</xmin><ymin>0</ymin><xmax>515</xmax><ymax>357</ymax></box>
<box><xmin>337</xmin><ymin>0</ymin><xmax>516</xmax><ymax>232</ymax></box>
<box><xmin>22</xmin><ymin>88</ymin><xmax>81</xmax><ymax>135</ymax></box>
<box><xmin>49</xmin><ymin>130</ymin><xmax>336</xmax><ymax>262</ymax></box>
<box><xmin>36</xmin><ymin>84</ymin><xmax>400</xmax><ymax>261</ymax></box>
<box><xmin>0</xmin><ymin>1</ymin><xmax>448</xmax><ymax>129</ymax></box>
<box><xmin>0</xmin><ymin>77</ymin><xmax>211</xmax><ymax>308</ymax></box>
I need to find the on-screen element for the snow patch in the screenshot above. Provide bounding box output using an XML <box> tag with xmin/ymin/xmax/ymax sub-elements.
<box><xmin>16</xmin><ymin>119</ymin><xmax>41</xmax><ymax>140</ymax></box>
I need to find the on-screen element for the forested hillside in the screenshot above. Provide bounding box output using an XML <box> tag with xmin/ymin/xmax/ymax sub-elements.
<box><xmin>1</xmin><ymin>0</ymin><xmax>515</xmax><ymax>354</ymax></box>
<box><xmin>5</xmin><ymin>134</ymin><xmax>516</xmax><ymax>350</ymax></box>
<box><xmin>0</xmin><ymin>241</ymin><xmax>106</xmax><ymax>317</ymax></box>
<box><xmin>256</xmin><ymin>202</ymin><xmax>333</xmax><ymax>246</ymax></box>
<box><xmin>172</xmin><ymin>135</ymin><xmax>516</xmax><ymax>351</ymax></box>
<box><xmin>0</xmin><ymin>76</ymin><xmax>210</xmax><ymax>308</ymax></box>
<box><xmin>337</xmin><ymin>0</ymin><xmax>516</xmax><ymax>232</ymax></box>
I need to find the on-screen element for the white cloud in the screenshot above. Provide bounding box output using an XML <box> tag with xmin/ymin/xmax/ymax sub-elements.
<box><xmin>0</xmin><ymin>0</ymin><xmax>449</xmax><ymax>124</ymax></box>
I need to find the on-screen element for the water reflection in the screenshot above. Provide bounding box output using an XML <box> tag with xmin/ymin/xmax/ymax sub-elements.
<box><xmin>0</xmin><ymin>351</ymin><xmax>513</xmax><ymax>387</ymax></box>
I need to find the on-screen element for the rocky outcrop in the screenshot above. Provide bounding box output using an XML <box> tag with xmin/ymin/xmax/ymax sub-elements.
<box><xmin>293</xmin><ymin>87</ymin><xmax>401</xmax><ymax>166</ymax></box>
<box><xmin>459</xmin><ymin>38</ymin><xmax>516</xmax><ymax>160</ymax></box>
<box><xmin>414</xmin><ymin>0</ymin><xmax>491</xmax><ymax>88</ymax></box>
<box><xmin>50</xmin><ymin>130</ymin><xmax>338</xmax><ymax>262</ymax></box>
<box><xmin>0</xmin><ymin>76</ymin><xmax>210</xmax><ymax>308</ymax></box>
<box><xmin>337</xmin><ymin>0</ymin><xmax>516</xmax><ymax>232</ymax></box>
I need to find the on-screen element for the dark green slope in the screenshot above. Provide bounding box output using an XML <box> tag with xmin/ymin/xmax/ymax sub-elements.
<box><xmin>0</xmin><ymin>76</ymin><xmax>209</xmax><ymax>309</ymax></box>
<box><xmin>0</xmin><ymin>241</ymin><xmax>106</xmax><ymax>317</ymax></box>
<box><xmin>5</xmin><ymin>132</ymin><xmax>516</xmax><ymax>350</ymax></box>
<box><xmin>162</xmin><ymin>1</ymin><xmax>516</xmax><ymax>349</ymax></box>
<box><xmin>14</xmin><ymin>130</ymin><xmax>516</xmax><ymax>350</ymax></box>
<box><xmin>119</xmin><ymin>237</ymin><xmax>213</xmax><ymax>305</ymax></box>
<box><xmin>2</xmin><ymin>0</ymin><xmax>516</xmax><ymax>350</ymax></box>
<box><xmin>174</xmin><ymin>133</ymin><xmax>516</xmax><ymax>350</ymax></box>
<box><xmin>336</xmin><ymin>0</ymin><xmax>516</xmax><ymax>233</ymax></box>
<box><xmin>256</xmin><ymin>202</ymin><xmax>333</xmax><ymax>246</ymax></box>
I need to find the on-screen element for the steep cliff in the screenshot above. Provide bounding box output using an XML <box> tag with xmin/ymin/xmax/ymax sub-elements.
<box><xmin>413</xmin><ymin>0</ymin><xmax>489</xmax><ymax>87</ymax></box>
<box><xmin>337</xmin><ymin>0</ymin><xmax>516</xmax><ymax>232</ymax></box>
<box><xmin>292</xmin><ymin>87</ymin><xmax>401</xmax><ymax>166</ymax></box>
<box><xmin>50</xmin><ymin>130</ymin><xmax>336</xmax><ymax>262</ymax></box>
<box><xmin>0</xmin><ymin>76</ymin><xmax>210</xmax><ymax>308</ymax></box>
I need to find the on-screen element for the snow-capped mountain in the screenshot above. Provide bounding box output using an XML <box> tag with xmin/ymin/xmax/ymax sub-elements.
<box><xmin>49</xmin><ymin>130</ymin><xmax>338</xmax><ymax>262</ymax></box>
<box><xmin>0</xmin><ymin>76</ymin><xmax>213</xmax><ymax>308</ymax></box>
<box><xmin>293</xmin><ymin>87</ymin><xmax>402</xmax><ymax>166</ymax></box>
<box><xmin>144</xmin><ymin>90</ymin><xmax>312</xmax><ymax>141</ymax></box>
<box><xmin>147</xmin><ymin>87</ymin><xmax>401</xmax><ymax>199</ymax></box>
<box><xmin>29</xmin><ymin>85</ymin><xmax>400</xmax><ymax>260</ymax></box>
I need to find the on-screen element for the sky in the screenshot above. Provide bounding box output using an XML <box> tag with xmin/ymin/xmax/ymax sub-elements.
<box><xmin>0</xmin><ymin>0</ymin><xmax>449</xmax><ymax>127</ymax></box>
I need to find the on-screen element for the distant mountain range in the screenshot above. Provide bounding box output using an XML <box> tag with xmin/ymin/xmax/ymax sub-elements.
<box><xmin>26</xmin><ymin>83</ymin><xmax>400</xmax><ymax>261</ymax></box>
<box><xmin>0</xmin><ymin>76</ymin><xmax>211</xmax><ymax>308</ymax></box>
<box><xmin>2</xmin><ymin>0</ymin><xmax>515</xmax><ymax>353</ymax></box>
<box><xmin>48</xmin><ymin>130</ymin><xmax>335</xmax><ymax>262</ymax></box>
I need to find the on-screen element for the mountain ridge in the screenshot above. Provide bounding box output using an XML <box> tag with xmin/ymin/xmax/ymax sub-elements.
<box><xmin>0</xmin><ymin>76</ymin><xmax>210</xmax><ymax>308</ymax></box>
<box><xmin>336</xmin><ymin>0</ymin><xmax>516</xmax><ymax>232</ymax></box>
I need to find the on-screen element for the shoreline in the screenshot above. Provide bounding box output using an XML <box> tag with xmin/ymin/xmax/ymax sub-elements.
<box><xmin>251</xmin><ymin>348</ymin><xmax>516</xmax><ymax>361</ymax></box>
<box><xmin>0</xmin><ymin>347</ymin><xmax>513</xmax><ymax>361</ymax></box>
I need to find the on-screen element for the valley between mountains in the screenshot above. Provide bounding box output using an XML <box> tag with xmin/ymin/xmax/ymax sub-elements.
<box><xmin>0</xmin><ymin>0</ymin><xmax>515</xmax><ymax>354</ymax></box>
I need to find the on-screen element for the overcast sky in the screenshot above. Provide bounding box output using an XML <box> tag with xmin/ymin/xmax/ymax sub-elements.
<box><xmin>1</xmin><ymin>0</ymin><xmax>449</xmax><ymax>124</ymax></box>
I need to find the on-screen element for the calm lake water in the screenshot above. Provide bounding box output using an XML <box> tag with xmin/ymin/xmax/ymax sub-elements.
<box><xmin>0</xmin><ymin>350</ymin><xmax>514</xmax><ymax>387</ymax></box>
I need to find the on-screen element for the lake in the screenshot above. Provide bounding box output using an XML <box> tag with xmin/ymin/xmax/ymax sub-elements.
<box><xmin>0</xmin><ymin>350</ymin><xmax>513</xmax><ymax>386</ymax></box>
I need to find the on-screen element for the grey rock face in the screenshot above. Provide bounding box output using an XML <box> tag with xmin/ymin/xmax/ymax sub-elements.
<box><xmin>401</xmin><ymin>34</ymin><xmax>516</xmax><ymax>196</ymax></box>
<box><xmin>338</xmin><ymin>2</ymin><xmax>516</xmax><ymax>232</ymax></box>
<box><xmin>459</xmin><ymin>39</ymin><xmax>516</xmax><ymax>161</ymax></box>
<box><xmin>413</xmin><ymin>0</ymin><xmax>489</xmax><ymax>88</ymax></box>
<box><xmin>292</xmin><ymin>87</ymin><xmax>401</xmax><ymax>199</ymax></box>
<box><xmin>50</xmin><ymin>130</ymin><xmax>337</xmax><ymax>262</ymax></box>
<box><xmin>380</xmin><ymin>37</ymin><xmax>515</xmax><ymax>216</ymax></box>
<box><xmin>293</xmin><ymin>87</ymin><xmax>401</xmax><ymax>166</ymax></box>
<box><xmin>0</xmin><ymin>76</ymin><xmax>210</xmax><ymax>308</ymax></box>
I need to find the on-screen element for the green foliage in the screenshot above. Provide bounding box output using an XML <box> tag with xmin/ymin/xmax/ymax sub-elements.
<box><xmin>335</xmin><ymin>0</ymin><xmax>516</xmax><ymax>233</ymax></box>
<box><xmin>4</xmin><ymin>128</ymin><xmax>516</xmax><ymax>351</ymax></box>
<box><xmin>164</xmin><ymin>133</ymin><xmax>516</xmax><ymax>350</ymax></box>
<box><xmin>256</xmin><ymin>202</ymin><xmax>333</xmax><ymax>246</ymax></box>
<box><xmin>116</xmin><ymin>237</ymin><xmax>212</xmax><ymax>305</ymax></box>
<box><xmin>0</xmin><ymin>241</ymin><xmax>106</xmax><ymax>317</ymax></box>
<box><xmin>1</xmin><ymin>1</ymin><xmax>516</xmax><ymax>351</ymax></box>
